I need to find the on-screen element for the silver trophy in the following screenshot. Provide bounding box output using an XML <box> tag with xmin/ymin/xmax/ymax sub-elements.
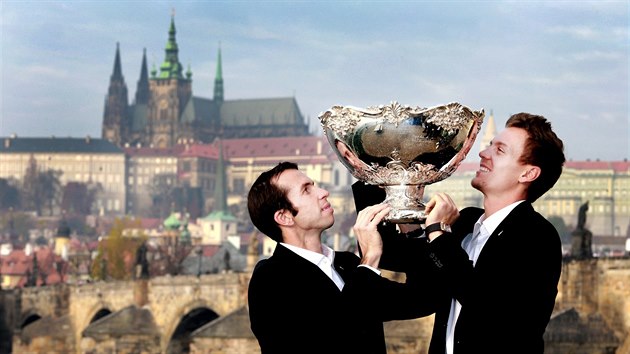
<box><xmin>319</xmin><ymin>101</ymin><xmax>484</xmax><ymax>223</ymax></box>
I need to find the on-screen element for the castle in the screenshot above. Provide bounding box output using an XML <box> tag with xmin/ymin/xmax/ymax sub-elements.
<box><xmin>101</xmin><ymin>15</ymin><xmax>310</xmax><ymax>148</ymax></box>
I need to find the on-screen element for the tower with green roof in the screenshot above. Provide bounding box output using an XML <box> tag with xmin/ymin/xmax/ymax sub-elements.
<box><xmin>146</xmin><ymin>14</ymin><xmax>193</xmax><ymax>148</ymax></box>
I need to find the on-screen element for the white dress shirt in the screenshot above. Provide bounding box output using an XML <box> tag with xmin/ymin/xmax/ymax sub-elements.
<box><xmin>445</xmin><ymin>200</ymin><xmax>524</xmax><ymax>353</ymax></box>
<box><xmin>281</xmin><ymin>242</ymin><xmax>345</xmax><ymax>291</ymax></box>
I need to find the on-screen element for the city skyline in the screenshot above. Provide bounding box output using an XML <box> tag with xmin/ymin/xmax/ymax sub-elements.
<box><xmin>1</xmin><ymin>1</ymin><xmax>628</xmax><ymax>161</ymax></box>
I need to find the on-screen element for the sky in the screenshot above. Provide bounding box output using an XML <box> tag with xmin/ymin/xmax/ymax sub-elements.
<box><xmin>1</xmin><ymin>1</ymin><xmax>628</xmax><ymax>161</ymax></box>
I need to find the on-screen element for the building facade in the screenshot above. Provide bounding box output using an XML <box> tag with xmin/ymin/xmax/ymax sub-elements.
<box><xmin>0</xmin><ymin>136</ymin><xmax>126</xmax><ymax>215</ymax></box>
<box><xmin>125</xmin><ymin>146</ymin><xmax>183</xmax><ymax>216</ymax></box>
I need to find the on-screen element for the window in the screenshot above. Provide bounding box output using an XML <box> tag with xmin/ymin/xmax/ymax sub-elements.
<box><xmin>233</xmin><ymin>178</ymin><xmax>245</xmax><ymax>194</ymax></box>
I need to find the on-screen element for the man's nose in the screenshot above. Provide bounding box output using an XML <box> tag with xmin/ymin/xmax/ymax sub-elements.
<box><xmin>479</xmin><ymin>146</ymin><xmax>490</xmax><ymax>158</ymax></box>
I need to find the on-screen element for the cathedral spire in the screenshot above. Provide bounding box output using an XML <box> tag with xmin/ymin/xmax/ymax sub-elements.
<box><xmin>102</xmin><ymin>42</ymin><xmax>129</xmax><ymax>145</ymax></box>
<box><xmin>112</xmin><ymin>42</ymin><xmax>124</xmax><ymax>81</ymax></box>
<box><xmin>135</xmin><ymin>48</ymin><xmax>150</xmax><ymax>104</ymax></box>
<box><xmin>213</xmin><ymin>44</ymin><xmax>224</xmax><ymax>103</ymax></box>
<box><xmin>158</xmin><ymin>14</ymin><xmax>185</xmax><ymax>79</ymax></box>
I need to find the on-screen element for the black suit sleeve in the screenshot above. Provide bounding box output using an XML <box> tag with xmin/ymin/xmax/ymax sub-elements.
<box><xmin>342</xmin><ymin>266</ymin><xmax>441</xmax><ymax>321</ymax></box>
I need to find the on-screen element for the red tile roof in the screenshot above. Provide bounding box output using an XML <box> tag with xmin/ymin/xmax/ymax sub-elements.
<box><xmin>564</xmin><ymin>160</ymin><xmax>630</xmax><ymax>172</ymax></box>
<box><xmin>227</xmin><ymin>136</ymin><xmax>331</xmax><ymax>156</ymax></box>
<box><xmin>179</xmin><ymin>144</ymin><xmax>220</xmax><ymax>159</ymax></box>
<box><xmin>220</xmin><ymin>136</ymin><xmax>334</xmax><ymax>166</ymax></box>
<box><xmin>0</xmin><ymin>247</ymin><xmax>68</xmax><ymax>287</ymax></box>
<box><xmin>201</xmin><ymin>245</ymin><xmax>221</xmax><ymax>257</ymax></box>
<box><xmin>136</xmin><ymin>218</ymin><xmax>163</xmax><ymax>229</ymax></box>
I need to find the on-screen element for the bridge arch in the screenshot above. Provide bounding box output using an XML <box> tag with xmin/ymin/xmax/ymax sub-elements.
<box><xmin>162</xmin><ymin>299</ymin><xmax>220</xmax><ymax>354</ymax></box>
<box><xmin>77</xmin><ymin>301</ymin><xmax>115</xmax><ymax>337</ymax></box>
<box><xmin>19</xmin><ymin>312</ymin><xmax>41</xmax><ymax>329</ymax></box>
<box><xmin>89</xmin><ymin>308</ymin><xmax>113</xmax><ymax>324</ymax></box>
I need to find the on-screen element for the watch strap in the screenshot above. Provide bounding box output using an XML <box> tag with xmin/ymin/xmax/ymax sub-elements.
<box><xmin>424</xmin><ymin>222</ymin><xmax>448</xmax><ymax>235</ymax></box>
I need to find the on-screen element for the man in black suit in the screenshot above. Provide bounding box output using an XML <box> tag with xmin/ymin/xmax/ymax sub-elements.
<box><xmin>247</xmin><ymin>161</ymin><xmax>460</xmax><ymax>354</ymax></box>
<box><xmin>355</xmin><ymin>112</ymin><xmax>566</xmax><ymax>354</ymax></box>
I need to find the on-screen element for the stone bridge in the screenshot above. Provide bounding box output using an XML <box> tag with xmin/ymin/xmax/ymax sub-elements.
<box><xmin>9</xmin><ymin>272</ymin><xmax>251</xmax><ymax>353</ymax></box>
<box><xmin>5</xmin><ymin>259</ymin><xmax>630</xmax><ymax>354</ymax></box>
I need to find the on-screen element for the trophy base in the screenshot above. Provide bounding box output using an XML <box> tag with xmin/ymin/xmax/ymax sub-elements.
<box><xmin>382</xmin><ymin>185</ymin><xmax>427</xmax><ymax>224</ymax></box>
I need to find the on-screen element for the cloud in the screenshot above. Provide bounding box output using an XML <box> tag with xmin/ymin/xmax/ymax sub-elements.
<box><xmin>547</xmin><ymin>25</ymin><xmax>600</xmax><ymax>40</ymax></box>
<box><xmin>21</xmin><ymin>65</ymin><xmax>70</xmax><ymax>80</ymax></box>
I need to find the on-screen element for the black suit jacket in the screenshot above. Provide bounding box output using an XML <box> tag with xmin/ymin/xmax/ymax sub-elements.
<box><xmin>351</xmin><ymin>182</ymin><xmax>562</xmax><ymax>354</ymax></box>
<box><xmin>248</xmin><ymin>242</ymin><xmax>445</xmax><ymax>354</ymax></box>
<box><xmin>428</xmin><ymin>203</ymin><xmax>562</xmax><ymax>354</ymax></box>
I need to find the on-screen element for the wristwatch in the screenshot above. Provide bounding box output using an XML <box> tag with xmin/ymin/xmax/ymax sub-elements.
<box><xmin>424</xmin><ymin>222</ymin><xmax>452</xmax><ymax>235</ymax></box>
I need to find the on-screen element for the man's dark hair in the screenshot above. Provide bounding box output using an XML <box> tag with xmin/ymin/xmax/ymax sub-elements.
<box><xmin>247</xmin><ymin>162</ymin><xmax>299</xmax><ymax>242</ymax></box>
<box><xmin>506</xmin><ymin>113</ymin><xmax>565</xmax><ymax>202</ymax></box>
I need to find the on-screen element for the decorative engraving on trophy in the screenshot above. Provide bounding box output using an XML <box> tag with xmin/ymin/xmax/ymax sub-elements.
<box><xmin>320</xmin><ymin>101</ymin><xmax>484</xmax><ymax>223</ymax></box>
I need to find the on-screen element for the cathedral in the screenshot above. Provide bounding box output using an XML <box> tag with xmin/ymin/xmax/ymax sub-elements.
<box><xmin>102</xmin><ymin>16</ymin><xmax>310</xmax><ymax>148</ymax></box>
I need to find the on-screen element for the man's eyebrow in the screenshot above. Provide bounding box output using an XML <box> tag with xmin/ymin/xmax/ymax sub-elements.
<box><xmin>300</xmin><ymin>181</ymin><xmax>314</xmax><ymax>192</ymax></box>
<box><xmin>493</xmin><ymin>140</ymin><xmax>507</xmax><ymax>148</ymax></box>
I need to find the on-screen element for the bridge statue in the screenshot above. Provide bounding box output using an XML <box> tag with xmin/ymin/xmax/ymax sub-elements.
<box><xmin>135</xmin><ymin>242</ymin><xmax>150</xmax><ymax>279</ymax></box>
<box><xmin>571</xmin><ymin>201</ymin><xmax>593</xmax><ymax>259</ymax></box>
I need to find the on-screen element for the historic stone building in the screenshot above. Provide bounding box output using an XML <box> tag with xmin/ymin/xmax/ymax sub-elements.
<box><xmin>102</xmin><ymin>15</ymin><xmax>310</xmax><ymax>149</ymax></box>
<box><xmin>0</xmin><ymin>136</ymin><xmax>126</xmax><ymax>215</ymax></box>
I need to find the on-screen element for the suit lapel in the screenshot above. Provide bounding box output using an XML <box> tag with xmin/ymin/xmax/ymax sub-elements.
<box><xmin>474</xmin><ymin>202</ymin><xmax>533</xmax><ymax>268</ymax></box>
<box><xmin>274</xmin><ymin>244</ymin><xmax>345</xmax><ymax>292</ymax></box>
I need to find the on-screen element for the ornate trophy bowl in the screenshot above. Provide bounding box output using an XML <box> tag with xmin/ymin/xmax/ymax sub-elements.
<box><xmin>319</xmin><ymin>101</ymin><xmax>484</xmax><ymax>223</ymax></box>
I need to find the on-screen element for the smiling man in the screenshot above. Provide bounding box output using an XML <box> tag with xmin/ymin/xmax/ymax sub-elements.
<box><xmin>429</xmin><ymin>112</ymin><xmax>566</xmax><ymax>354</ymax></box>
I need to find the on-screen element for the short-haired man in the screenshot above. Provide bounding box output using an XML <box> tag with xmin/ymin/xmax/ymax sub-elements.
<box><xmin>247</xmin><ymin>161</ymin><xmax>459</xmax><ymax>354</ymax></box>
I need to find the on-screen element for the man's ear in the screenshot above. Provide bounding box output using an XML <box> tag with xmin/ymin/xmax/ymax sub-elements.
<box><xmin>274</xmin><ymin>209</ymin><xmax>294</xmax><ymax>226</ymax></box>
<box><xmin>519</xmin><ymin>165</ymin><xmax>541</xmax><ymax>183</ymax></box>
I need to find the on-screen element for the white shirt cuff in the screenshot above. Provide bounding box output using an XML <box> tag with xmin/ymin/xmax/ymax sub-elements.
<box><xmin>358</xmin><ymin>264</ymin><xmax>381</xmax><ymax>276</ymax></box>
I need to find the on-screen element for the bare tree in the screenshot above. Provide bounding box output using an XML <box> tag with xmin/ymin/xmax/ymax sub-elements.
<box><xmin>39</xmin><ymin>169</ymin><xmax>63</xmax><ymax>216</ymax></box>
<box><xmin>61</xmin><ymin>181</ymin><xmax>102</xmax><ymax>215</ymax></box>
<box><xmin>0</xmin><ymin>178</ymin><xmax>21</xmax><ymax>211</ymax></box>
<box><xmin>21</xmin><ymin>156</ymin><xmax>63</xmax><ymax>216</ymax></box>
